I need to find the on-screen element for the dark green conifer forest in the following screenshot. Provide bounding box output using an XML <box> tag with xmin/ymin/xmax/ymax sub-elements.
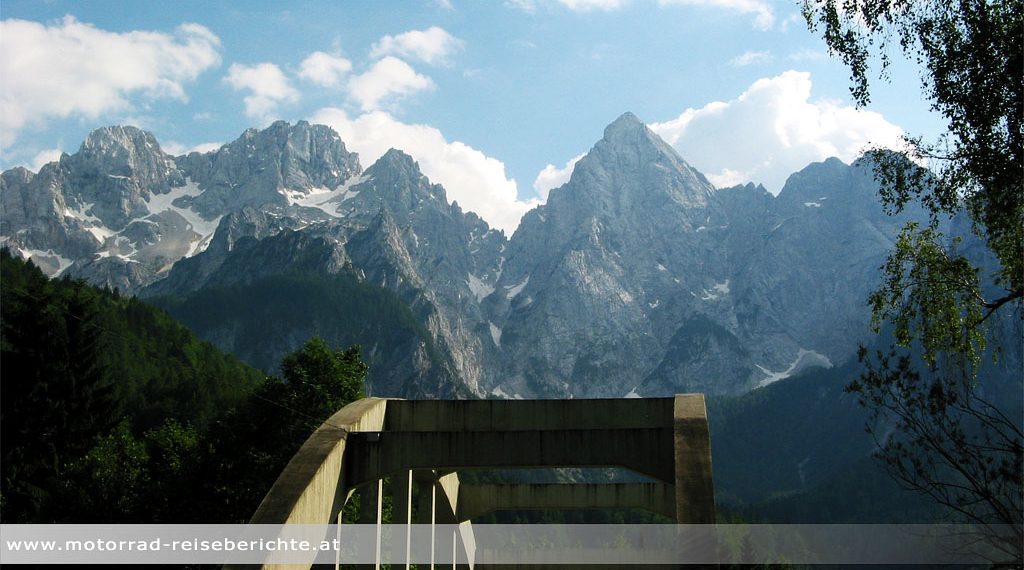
<box><xmin>0</xmin><ymin>248</ymin><xmax>366</xmax><ymax>523</ymax></box>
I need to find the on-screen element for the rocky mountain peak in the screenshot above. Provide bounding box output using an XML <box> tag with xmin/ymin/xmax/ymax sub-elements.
<box><xmin>73</xmin><ymin>125</ymin><xmax>181</xmax><ymax>185</ymax></box>
<box><xmin>357</xmin><ymin>148</ymin><xmax>448</xmax><ymax>216</ymax></box>
<box><xmin>57</xmin><ymin>125</ymin><xmax>186</xmax><ymax>229</ymax></box>
<box><xmin>601</xmin><ymin>111</ymin><xmax>646</xmax><ymax>140</ymax></box>
<box><xmin>80</xmin><ymin>125</ymin><xmax>164</xmax><ymax>157</ymax></box>
<box><xmin>178</xmin><ymin>120</ymin><xmax>361</xmax><ymax>217</ymax></box>
<box><xmin>545</xmin><ymin>112</ymin><xmax>714</xmax><ymax>218</ymax></box>
<box><xmin>371</xmin><ymin>148</ymin><xmax>420</xmax><ymax>175</ymax></box>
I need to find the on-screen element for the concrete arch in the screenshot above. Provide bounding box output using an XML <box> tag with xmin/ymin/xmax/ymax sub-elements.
<box><xmin>243</xmin><ymin>395</ymin><xmax>715</xmax><ymax>569</ymax></box>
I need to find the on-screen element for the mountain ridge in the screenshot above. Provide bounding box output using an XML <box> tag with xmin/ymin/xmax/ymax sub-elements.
<box><xmin>1</xmin><ymin>116</ymin><xmax>931</xmax><ymax>399</ymax></box>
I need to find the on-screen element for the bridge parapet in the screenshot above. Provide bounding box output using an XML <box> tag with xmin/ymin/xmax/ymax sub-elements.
<box><xmin>244</xmin><ymin>395</ymin><xmax>714</xmax><ymax>569</ymax></box>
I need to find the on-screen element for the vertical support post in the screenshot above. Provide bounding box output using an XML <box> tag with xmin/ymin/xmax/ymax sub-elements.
<box><xmin>335</xmin><ymin>508</ymin><xmax>342</xmax><ymax>570</ymax></box>
<box><xmin>375</xmin><ymin>478</ymin><xmax>383</xmax><ymax>570</ymax></box>
<box><xmin>393</xmin><ymin>469</ymin><xmax>411</xmax><ymax>569</ymax></box>
<box><xmin>431</xmin><ymin>483</ymin><xmax>436</xmax><ymax>570</ymax></box>
<box><xmin>673</xmin><ymin>394</ymin><xmax>716</xmax><ymax>523</ymax></box>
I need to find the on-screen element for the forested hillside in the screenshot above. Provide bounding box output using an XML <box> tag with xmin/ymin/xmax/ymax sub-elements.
<box><xmin>0</xmin><ymin>249</ymin><xmax>366</xmax><ymax>523</ymax></box>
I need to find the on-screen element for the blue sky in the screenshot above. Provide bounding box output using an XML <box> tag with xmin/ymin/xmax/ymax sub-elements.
<box><xmin>0</xmin><ymin>0</ymin><xmax>945</xmax><ymax>233</ymax></box>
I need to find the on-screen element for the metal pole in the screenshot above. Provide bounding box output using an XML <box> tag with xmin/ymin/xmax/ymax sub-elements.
<box><xmin>375</xmin><ymin>478</ymin><xmax>383</xmax><ymax>570</ymax></box>
<box><xmin>405</xmin><ymin>470</ymin><xmax>412</xmax><ymax>570</ymax></box>
<box><xmin>430</xmin><ymin>482</ymin><xmax>436</xmax><ymax>570</ymax></box>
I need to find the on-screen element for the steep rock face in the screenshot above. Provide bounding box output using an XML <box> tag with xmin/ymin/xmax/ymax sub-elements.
<box><xmin>0</xmin><ymin>126</ymin><xmax>195</xmax><ymax>273</ymax></box>
<box><xmin>141</xmin><ymin>206</ymin><xmax>317</xmax><ymax>296</ymax></box>
<box><xmin>179</xmin><ymin>120</ymin><xmax>360</xmax><ymax>217</ymax></box>
<box><xmin>726</xmin><ymin>158</ymin><xmax>912</xmax><ymax>370</ymax></box>
<box><xmin>3</xmin><ymin>114</ymin><xmax>944</xmax><ymax>399</ymax></box>
<box><xmin>62</xmin><ymin>126</ymin><xmax>186</xmax><ymax>229</ymax></box>
<box><xmin>480</xmin><ymin>115</ymin><xmax>928</xmax><ymax>398</ymax></box>
<box><xmin>485</xmin><ymin>113</ymin><xmax>730</xmax><ymax>397</ymax></box>
<box><xmin>1</xmin><ymin>121</ymin><xmax>362</xmax><ymax>293</ymax></box>
<box><xmin>1</xmin><ymin>165</ymin><xmax>98</xmax><ymax>271</ymax></box>
<box><xmin>141</xmin><ymin>147</ymin><xmax>503</xmax><ymax>396</ymax></box>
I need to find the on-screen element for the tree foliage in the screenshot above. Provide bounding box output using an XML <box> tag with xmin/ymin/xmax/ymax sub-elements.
<box><xmin>802</xmin><ymin>0</ymin><xmax>1023</xmax><ymax>562</ymax></box>
<box><xmin>0</xmin><ymin>250</ymin><xmax>368</xmax><ymax>525</ymax></box>
<box><xmin>202</xmin><ymin>337</ymin><xmax>368</xmax><ymax>522</ymax></box>
<box><xmin>803</xmin><ymin>0</ymin><xmax>1022</xmax><ymax>321</ymax></box>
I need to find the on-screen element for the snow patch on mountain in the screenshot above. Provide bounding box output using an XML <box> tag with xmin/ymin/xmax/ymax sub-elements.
<box><xmin>490</xmin><ymin>385</ymin><xmax>523</xmax><ymax>399</ymax></box>
<box><xmin>65</xmin><ymin>202</ymin><xmax>116</xmax><ymax>242</ymax></box>
<box><xmin>20</xmin><ymin>248</ymin><xmax>73</xmax><ymax>276</ymax></box>
<box><xmin>701</xmin><ymin>279</ymin><xmax>731</xmax><ymax>301</ymax></box>
<box><xmin>148</xmin><ymin>179</ymin><xmax>223</xmax><ymax>256</ymax></box>
<box><xmin>489</xmin><ymin>322</ymin><xmax>502</xmax><ymax>347</ymax></box>
<box><xmin>468</xmin><ymin>273</ymin><xmax>495</xmax><ymax>302</ymax></box>
<box><xmin>505</xmin><ymin>276</ymin><xmax>529</xmax><ymax>299</ymax></box>
<box><xmin>756</xmin><ymin>349</ymin><xmax>833</xmax><ymax>387</ymax></box>
<box><xmin>282</xmin><ymin>174</ymin><xmax>367</xmax><ymax>216</ymax></box>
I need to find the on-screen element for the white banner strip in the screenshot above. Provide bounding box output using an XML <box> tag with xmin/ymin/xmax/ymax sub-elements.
<box><xmin>0</xmin><ymin>524</ymin><xmax>1018</xmax><ymax>565</ymax></box>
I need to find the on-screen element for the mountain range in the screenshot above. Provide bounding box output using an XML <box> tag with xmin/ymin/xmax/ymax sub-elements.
<box><xmin>0</xmin><ymin>113</ymin><xmax>931</xmax><ymax>398</ymax></box>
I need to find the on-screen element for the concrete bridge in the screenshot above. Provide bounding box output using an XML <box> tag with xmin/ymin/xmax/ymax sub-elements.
<box><xmin>241</xmin><ymin>395</ymin><xmax>714</xmax><ymax>569</ymax></box>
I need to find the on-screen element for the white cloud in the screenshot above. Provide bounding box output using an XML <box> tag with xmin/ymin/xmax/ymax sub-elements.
<box><xmin>557</xmin><ymin>0</ymin><xmax>628</xmax><ymax>10</ymax></box>
<box><xmin>224</xmin><ymin>63</ymin><xmax>300</xmax><ymax>123</ymax></box>
<box><xmin>506</xmin><ymin>0</ymin><xmax>538</xmax><ymax>13</ymax></box>
<box><xmin>649</xmin><ymin>70</ymin><xmax>905</xmax><ymax>192</ymax></box>
<box><xmin>730</xmin><ymin>50</ymin><xmax>772</xmax><ymax>67</ymax></box>
<box><xmin>348</xmin><ymin>57</ymin><xmax>435</xmax><ymax>112</ymax></box>
<box><xmin>30</xmin><ymin>148</ymin><xmax>63</xmax><ymax>172</ymax></box>
<box><xmin>369</xmin><ymin>27</ymin><xmax>464</xmax><ymax>66</ymax></box>
<box><xmin>298</xmin><ymin>51</ymin><xmax>353</xmax><ymax>88</ymax></box>
<box><xmin>704</xmin><ymin>168</ymin><xmax>751</xmax><ymax>188</ymax></box>
<box><xmin>659</xmin><ymin>0</ymin><xmax>775</xmax><ymax>30</ymax></box>
<box><xmin>311</xmin><ymin>108</ymin><xmax>538</xmax><ymax>234</ymax></box>
<box><xmin>162</xmin><ymin>140</ymin><xmax>223</xmax><ymax>156</ymax></box>
<box><xmin>533</xmin><ymin>153</ymin><xmax>585</xmax><ymax>200</ymax></box>
<box><xmin>788</xmin><ymin>48</ymin><xmax>828</xmax><ymax>61</ymax></box>
<box><xmin>0</xmin><ymin>16</ymin><xmax>221</xmax><ymax>151</ymax></box>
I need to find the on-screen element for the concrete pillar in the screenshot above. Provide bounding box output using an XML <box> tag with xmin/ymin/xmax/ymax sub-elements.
<box><xmin>673</xmin><ymin>394</ymin><xmax>716</xmax><ymax>523</ymax></box>
<box><xmin>374</xmin><ymin>479</ymin><xmax>383</xmax><ymax>570</ymax></box>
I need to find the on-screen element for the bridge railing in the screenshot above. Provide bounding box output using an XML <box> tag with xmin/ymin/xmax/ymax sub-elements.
<box><xmin>238</xmin><ymin>395</ymin><xmax>715</xmax><ymax>569</ymax></box>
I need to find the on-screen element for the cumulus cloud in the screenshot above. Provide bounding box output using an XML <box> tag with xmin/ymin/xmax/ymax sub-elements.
<box><xmin>729</xmin><ymin>50</ymin><xmax>772</xmax><ymax>66</ymax></box>
<box><xmin>649</xmin><ymin>70</ymin><xmax>905</xmax><ymax>192</ymax></box>
<box><xmin>298</xmin><ymin>51</ymin><xmax>353</xmax><ymax>88</ymax></box>
<box><xmin>533</xmin><ymin>153</ymin><xmax>585</xmax><ymax>200</ymax></box>
<box><xmin>557</xmin><ymin>0</ymin><xmax>628</xmax><ymax>10</ymax></box>
<box><xmin>659</xmin><ymin>0</ymin><xmax>775</xmax><ymax>30</ymax></box>
<box><xmin>0</xmin><ymin>16</ymin><xmax>221</xmax><ymax>151</ymax></box>
<box><xmin>224</xmin><ymin>63</ymin><xmax>300</xmax><ymax>123</ymax></box>
<box><xmin>369</xmin><ymin>27</ymin><xmax>464</xmax><ymax>66</ymax></box>
<box><xmin>162</xmin><ymin>140</ymin><xmax>223</xmax><ymax>156</ymax></box>
<box><xmin>311</xmin><ymin>107</ymin><xmax>538</xmax><ymax>234</ymax></box>
<box><xmin>788</xmin><ymin>48</ymin><xmax>828</xmax><ymax>61</ymax></box>
<box><xmin>506</xmin><ymin>0</ymin><xmax>538</xmax><ymax>12</ymax></box>
<box><xmin>347</xmin><ymin>57</ymin><xmax>435</xmax><ymax>112</ymax></box>
<box><xmin>30</xmin><ymin>148</ymin><xmax>64</xmax><ymax>172</ymax></box>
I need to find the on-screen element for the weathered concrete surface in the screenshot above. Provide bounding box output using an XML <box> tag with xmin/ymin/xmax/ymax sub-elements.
<box><xmin>457</xmin><ymin>483</ymin><xmax>676</xmax><ymax>521</ymax></box>
<box><xmin>344</xmin><ymin>427</ymin><xmax>675</xmax><ymax>486</ymax></box>
<box><xmin>248</xmin><ymin>397</ymin><xmax>389</xmax><ymax>526</ymax></box>
<box><xmin>673</xmin><ymin>394</ymin><xmax>715</xmax><ymax>523</ymax></box>
<box><xmin>383</xmin><ymin>398</ymin><xmax>675</xmax><ymax>432</ymax></box>
<box><xmin>242</xmin><ymin>395</ymin><xmax>714</xmax><ymax>570</ymax></box>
